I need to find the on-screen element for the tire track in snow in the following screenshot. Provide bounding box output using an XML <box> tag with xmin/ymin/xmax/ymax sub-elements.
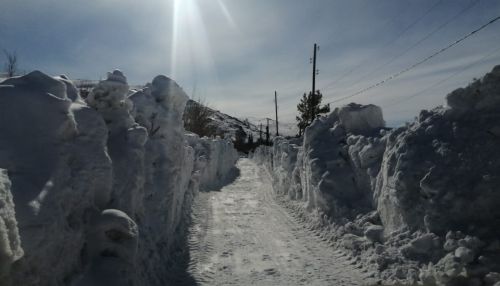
<box><xmin>183</xmin><ymin>158</ymin><xmax>365</xmax><ymax>285</ymax></box>
<box><xmin>186</xmin><ymin>191</ymin><xmax>215</xmax><ymax>284</ymax></box>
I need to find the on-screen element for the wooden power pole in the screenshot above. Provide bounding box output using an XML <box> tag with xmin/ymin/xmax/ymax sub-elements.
<box><xmin>274</xmin><ymin>91</ymin><xmax>279</xmax><ymax>137</ymax></box>
<box><xmin>259</xmin><ymin>123</ymin><xmax>263</xmax><ymax>142</ymax></box>
<box><xmin>265</xmin><ymin>118</ymin><xmax>270</xmax><ymax>145</ymax></box>
<box><xmin>311</xmin><ymin>43</ymin><xmax>319</xmax><ymax>96</ymax></box>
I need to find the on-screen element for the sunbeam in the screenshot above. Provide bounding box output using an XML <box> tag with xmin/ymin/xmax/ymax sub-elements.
<box><xmin>170</xmin><ymin>0</ymin><xmax>180</xmax><ymax>77</ymax></box>
<box><xmin>170</xmin><ymin>0</ymin><xmax>215</xmax><ymax>84</ymax></box>
<box><xmin>216</xmin><ymin>0</ymin><xmax>239</xmax><ymax>32</ymax></box>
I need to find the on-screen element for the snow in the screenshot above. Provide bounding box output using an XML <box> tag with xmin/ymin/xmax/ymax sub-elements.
<box><xmin>252</xmin><ymin>65</ymin><xmax>500</xmax><ymax>285</ymax></box>
<box><xmin>185</xmin><ymin>99</ymin><xmax>262</xmax><ymax>140</ymax></box>
<box><xmin>445</xmin><ymin>65</ymin><xmax>500</xmax><ymax>114</ymax></box>
<box><xmin>0</xmin><ymin>70</ymin><xmax>238</xmax><ymax>285</ymax></box>
<box><xmin>0</xmin><ymin>71</ymin><xmax>110</xmax><ymax>285</ymax></box>
<box><xmin>179</xmin><ymin>159</ymin><xmax>366</xmax><ymax>285</ymax></box>
<box><xmin>0</xmin><ymin>169</ymin><xmax>23</xmax><ymax>279</ymax></box>
<box><xmin>337</xmin><ymin>103</ymin><xmax>385</xmax><ymax>135</ymax></box>
<box><xmin>185</xmin><ymin>100</ymin><xmax>297</xmax><ymax>142</ymax></box>
<box><xmin>185</xmin><ymin>133</ymin><xmax>239</xmax><ymax>191</ymax></box>
<box><xmin>56</xmin><ymin>75</ymin><xmax>84</xmax><ymax>103</ymax></box>
<box><xmin>1</xmin><ymin>61</ymin><xmax>499</xmax><ymax>286</ymax></box>
<box><xmin>296</xmin><ymin>104</ymin><xmax>385</xmax><ymax>216</ymax></box>
<box><xmin>73</xmin><ymin>209</ymin><xmax>139</xmax><ymax>286</ymax></box>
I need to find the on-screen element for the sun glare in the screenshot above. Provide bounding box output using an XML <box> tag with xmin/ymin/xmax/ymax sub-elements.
<box><xmin>216</xmin><ymin>0</ymin><xmax>238</xmax><ymax>31</ymax></box>
<box><xmin>170</xmin><ymin>0</ymin><xmax>238</xmax><ymax>85</ymax></box>
<box><xmin>170</xmin><ymin>0</ymin><xmax>211</xmax><ymax>80</ymax></box>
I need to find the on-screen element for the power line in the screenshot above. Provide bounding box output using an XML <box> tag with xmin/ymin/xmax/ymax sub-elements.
<box><xmin>349</xmin><ymin>0</ymin><xmax>480</xmax><ymax>87</ymax></box>
<box><xmin>387</xmin><ymin>0</ymin><xmax>444</xmax><ymax>45</ymax></box>
<box><xmin>325</xmin><ymin>14</ymin><xmax>500</xmax><ymax>105</ymax></box>
<box><xmin>321</xmin><ymin>0</ymin><xmax>444</xmax><ymax>90</ymax></box>
<box><xmin>383</xmin><ymin>44</ymin><xmax>500</xmax><ymax>107</ymax></box>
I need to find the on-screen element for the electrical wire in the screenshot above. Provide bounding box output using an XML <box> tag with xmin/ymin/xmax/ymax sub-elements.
<box><xmin>383</xmin><ymin>44</ymin><xmax>500</xmax><ymax>107</ymax></box>
<box><xmin>324</xmin><ymin>14</ymin><xmax>500</xmax><ymax>105</ymax></box>
<box><xmin>321</xmin><ymin>0</ymin><xmax>444</xmax><ymax>90</ymax></box>
<box><xmin>349</xmin><ymin>0</ymin><xmax>480</xmax><ymax>86</ymax></box>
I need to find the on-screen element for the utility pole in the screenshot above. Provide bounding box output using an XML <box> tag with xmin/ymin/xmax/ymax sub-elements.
<box><xmin>259</xmin><ymin>123</ymin><xmax>263</xmax><ymax>142</ymax></box>
<box><xmin>274</xmin><ymin>91</ymin><xmax>279</xmax><ymax>137</ymax></box>
<box><xmin>311</xmin><ymin>43</ymin><xmax>319</xmax><ymax>97</ymax></box>
<box><xmin>265</xmin><ymin>118</ymin><xmax>270</xmax><ymax>145</ymax></box>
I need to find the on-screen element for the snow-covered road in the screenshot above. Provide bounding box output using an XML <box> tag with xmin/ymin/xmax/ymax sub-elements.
<box><xmin>181</xmin><ymin>158</ymin><xmax>364</xmax><ymax>286</ymax></box>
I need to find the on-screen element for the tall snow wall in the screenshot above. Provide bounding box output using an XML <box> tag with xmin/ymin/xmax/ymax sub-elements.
<box><xmin>185</xmin><ymin>133</ymin><xmax>239</xmax><ymax>191</ymax></box>
<box><xmin>252</xmin><ymin>65</ymin><xmax>500</xmax><ymax>286</ymax></box>
<box><xmin>0</xmin><ymin>70</ymin><xmax>238</xmax><ymax>286</ymax></box>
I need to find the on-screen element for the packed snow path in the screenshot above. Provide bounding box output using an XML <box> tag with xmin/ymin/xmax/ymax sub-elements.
<box><xmin>182</xmin><ymin>158</ymin><xmax>364</xmax><ymax>286</ymax></box>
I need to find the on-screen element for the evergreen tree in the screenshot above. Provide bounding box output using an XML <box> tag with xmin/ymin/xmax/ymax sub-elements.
<box><xmin>247</xmin><ymin>133</ymin><xmax>254</xmax><ymax>145</ymax></box>
<box><xmin>296</xmin><ymin>90</ymin><xmax>330</xmax><ymax>136</ymax></box>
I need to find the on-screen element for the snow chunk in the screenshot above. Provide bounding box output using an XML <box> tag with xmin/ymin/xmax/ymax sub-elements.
<box><xmin>106</xmin><ymin>69</ymin><xmax>127</xmax><ymax>84</ymax></box>
<box><xmin>55</xmin><ymin>74</ymin><xmax>83</xmax><ymax>103</ymax></box>
<box><xmin>86</xmin><ymin>69</ymin><xmax>136</xmax><ymax>135</ymax></box>
<box><xmin>88</xmin><ymin>209</ymin><xmax>138</xmax><ymax>262</ymax></box>
<box><xmin>130</xmin><ymin>75</ymin><xmax>188</xmax><ymax>138</ymax></box>
<box><xmin>0</xmin><ymin>170</ymin><xmax>23</xmax><ymax>279</ymax></box>
<box><xmin>338</xmin><ymin>103</ymin><xmax>385</xmax><ymax>135</ymax></box>
<box><xmin>74</xmin><ymin>209</ymin><xmax>138</xmax><ymax>286</ymax></box>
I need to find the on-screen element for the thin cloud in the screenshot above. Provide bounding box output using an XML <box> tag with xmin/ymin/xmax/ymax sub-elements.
<box><xmin>1</xmin><ymin>0</ymin><xmax>499</xmax><ymax>126</ymax></box>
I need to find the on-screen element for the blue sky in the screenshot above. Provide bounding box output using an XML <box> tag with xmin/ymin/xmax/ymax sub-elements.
<box><xmin>1</xmin><ymin>0</ymin><xmax>500</xmax><ymax>126</ymax></box>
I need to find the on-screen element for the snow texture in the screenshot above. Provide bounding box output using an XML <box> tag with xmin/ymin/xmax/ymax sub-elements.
<box><xmin>73</xmin><ymin>209</ymin><xmax>139</xmax><ymax>286</ymax></box>
<box><xmin>185</xmin><ymin>133</ymin><xmax>239</xmax><ymax>191</ymax></box>
<box><xmin>0</xmin><ymin>70</ymin><xmax>237</xmax><ymax>285</ymax></box>
<box><xmin>183</xmin><ymin>159</ymin><xmax>365</xmax><ymax>285</ymax></box>
<box><xmin>0</xmin><ymin>169</ymin><xmax>23</xmax><ymax>280</ymax></box>
<box><xmin>252</xmin><ymin>65</ymin><xmax>500</xmax><ymax>286</ymax></box>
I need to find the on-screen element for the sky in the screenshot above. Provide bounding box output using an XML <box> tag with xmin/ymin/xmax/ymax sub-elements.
<box><xmin>1</xmin><ymin>0</ymin><xmax>500</xmax><ymax>127</ymax></box>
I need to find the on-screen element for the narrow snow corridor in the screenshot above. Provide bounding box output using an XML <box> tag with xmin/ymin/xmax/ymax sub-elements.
<box><xmin>181</xmin><ymin>158</ymin><xmax>364</xmax><ymax>286</ymax></box>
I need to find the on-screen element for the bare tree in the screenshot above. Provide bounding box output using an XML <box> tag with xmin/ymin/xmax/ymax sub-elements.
<box><xmin>3</xmin><ymin>50</ymin><xmax>17</xmax><ymax>77</ymax></box>
<box><xmin>183</xmin><ymin>98</ymin><xmax>217</xmax><ymax>138</ymax></box>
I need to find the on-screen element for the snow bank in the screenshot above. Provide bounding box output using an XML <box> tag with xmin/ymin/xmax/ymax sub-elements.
<box><xmin>296</xmin><ymin>103</ymin><xmax>384</xmax><ymax>218</ymax></box>
<box><xmin>0</xmin><ymin>71</ymin><xmax>110</xmax><ymax>285</ymax></box>
<box><xmin>0</xmin><ymin>70</ymin><xmax>238</xmax><ymax>285</ymax></box>
<box><xmin>185</xmin><ymin>134</ymin><xmax>239</xmax><ymax>191</ymax></box>
<box><xmin>252</xmin><ymin>65</ymin><xmax>500</xmax><ymax>286</ymax></box>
